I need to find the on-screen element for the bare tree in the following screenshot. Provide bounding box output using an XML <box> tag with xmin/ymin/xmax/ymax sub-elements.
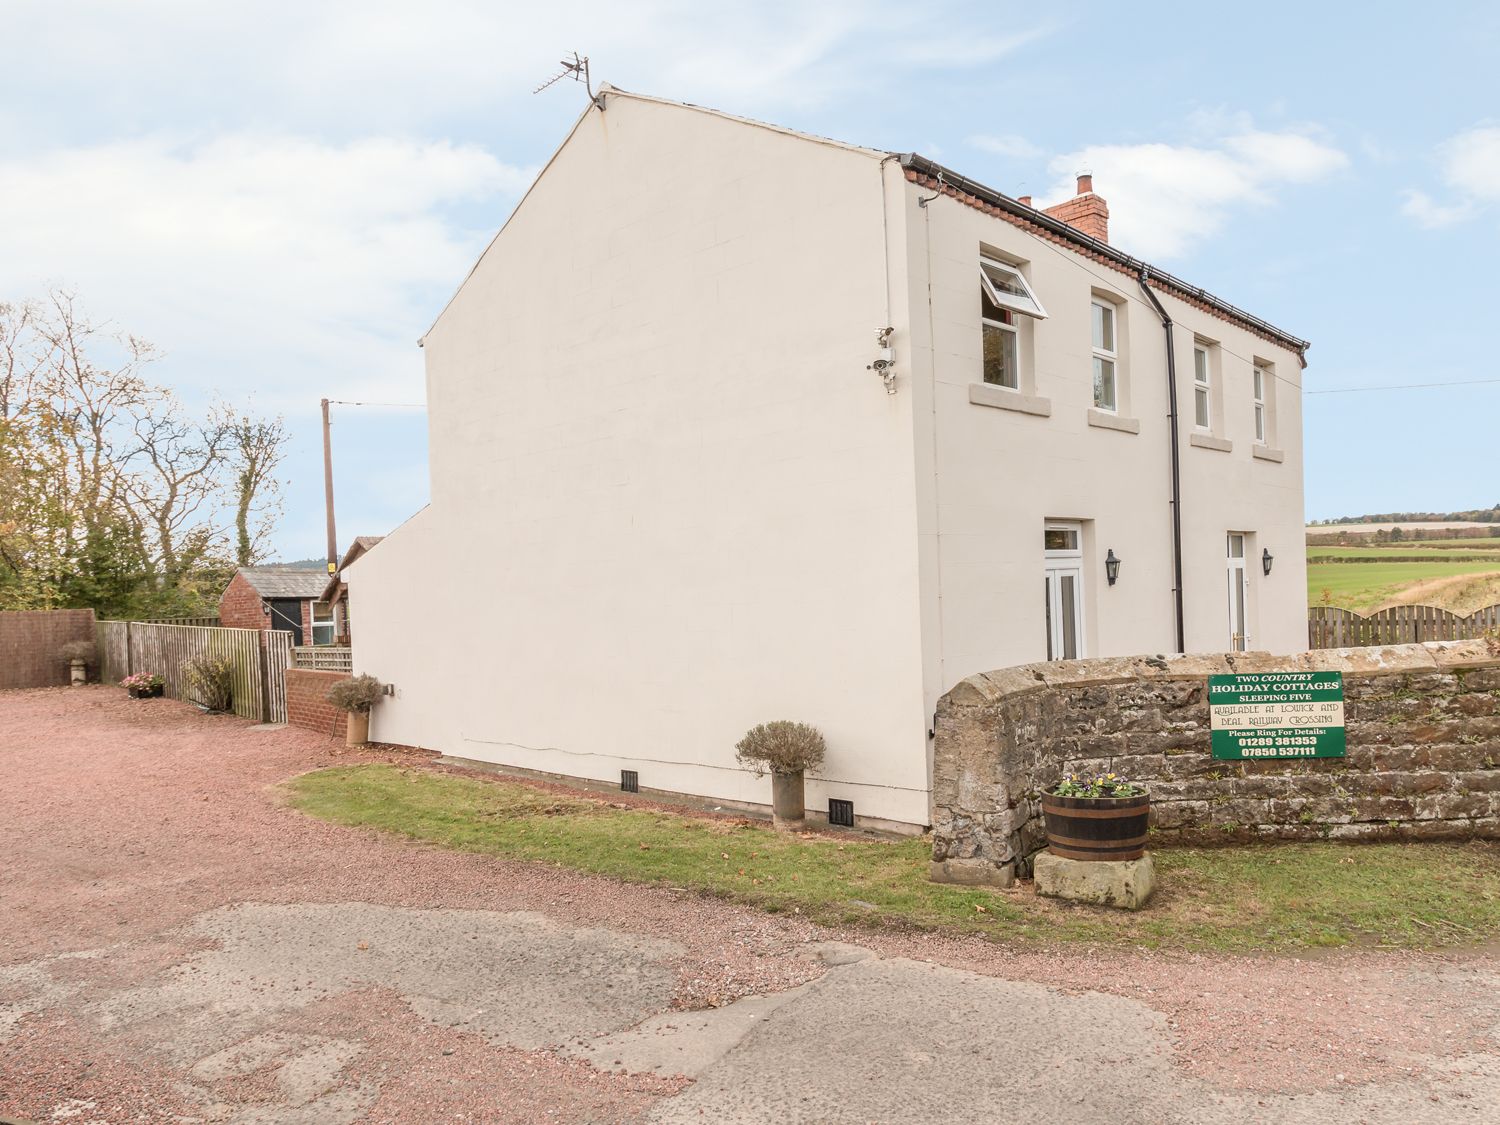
<box><xmin>225</xmin><ymin>408</ymin><xmax>287</xmax><ymax>566</ymax></box>
<box><xmin>124</xmin><ymin>399</ymin><xmax>230</xmax><ymax>580</ymax></box>
<box><xmin>0</xmin><ymin>289</ymin><xmax>289</xmax><ymax>615</ymax></box>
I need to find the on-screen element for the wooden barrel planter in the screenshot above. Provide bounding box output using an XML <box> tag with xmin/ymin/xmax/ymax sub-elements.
<box><xmin>1041</xmin><ymin>790</ymin><xmax>1150</xmax><ymax>862</ymax></box>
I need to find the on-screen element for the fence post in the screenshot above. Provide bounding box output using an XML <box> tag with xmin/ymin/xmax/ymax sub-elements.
<box><xmin>257</xmin><ymin>633</ymin><xmax>272</xmax><ymax>723</ymax></box>
<box><xmin>125</xmin><ymin>620</ymin><xmax>134</xmax><ymax>677</ymax></box>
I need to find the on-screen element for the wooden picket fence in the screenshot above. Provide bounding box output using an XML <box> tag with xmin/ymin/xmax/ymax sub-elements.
<box><xmin>1308</xmin><ymin>604</ymin><xmax>1500</xmax><ymax>649</ymax></box>
<box><xmin>96</xmin><ymin>620</ymin><xmax>294</xmax><ymax>723</ymax></box>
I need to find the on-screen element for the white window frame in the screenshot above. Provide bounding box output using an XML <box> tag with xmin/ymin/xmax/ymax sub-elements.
<box><xmin>1193</xmin><ymin>345</ymin><xmax>1212</xmax><ymax>431</ymax></box>
<box><xmin>1044</xmin><ymin>521</ymin><xmax>1086</xmax><ymax>661</ymax></box>
<box><xmin>1227</xmin><ymin>533</ymin><xmax>1249</xmax><ymax>652</ymax></box>
<box><xmin>1252</xmin><ymin>363</ymin><xmax>1268</xmax><ymax>445</ymax></box>
<box><xmin>311</xmin><ymin>600</ymin><xmax>336</xmax><ymax>646</ymax></box>
<box><xmin>980</xmin><ymin>257</ymin><xmax>1048</xmax><ymax>320</ymax></box>
<box><xmin>981</xmin><ymin>304</ymin><xmax>1020</xmax><ymax>390</ymax></box>
<box><xmin>1091</xmin><ymin>299</ymin><xmax>1118</xmax><ymax>413</ymax></box>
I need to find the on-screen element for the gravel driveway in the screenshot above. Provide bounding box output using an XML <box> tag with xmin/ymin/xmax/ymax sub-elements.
<box><xmin>3</xmin><ymin>687</ymin><xmax>1500</xmax><ymax>1123</ymax></box>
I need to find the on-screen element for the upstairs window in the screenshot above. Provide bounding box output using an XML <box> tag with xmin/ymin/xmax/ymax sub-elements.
<box><xmin>1091</xmin><ymin>300</ymin><xmax>1117</xmax><ymax>412</ymax></box>
<box><xmin>980</xmin><ymin>257</ymin><xmax>1044</xmax><ymax>391</ymax></box>
<box><xmin>982</xmin><ymin>295</ymin><xmax>1019</xmax><ymax>389</ymax></box>
<box><xmin>1253</xmin><ymin>362</ymin><xmax>1269</xmax><ymax>444</ymax></box>
<box><xmin>1193</xmin><ymin>345</ymin><xmax>1212</xmax><ymax>429</ymax></box>
<box><xmin>980</xmin><ymin>257</ymin><xmax>1047</xmax><ymax>319</ymax></box>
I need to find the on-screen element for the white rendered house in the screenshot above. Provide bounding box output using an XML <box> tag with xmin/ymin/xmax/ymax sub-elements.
<box><xmin>349</xmin><ymin>87</ymin><xmax>1310</xmax><ymax>831</ymax></box>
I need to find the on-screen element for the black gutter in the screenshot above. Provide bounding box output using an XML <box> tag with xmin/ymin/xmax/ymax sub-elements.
<box><xmin>1137</xmin><ymin>273</ymin><xmax>1187</xmax><ymax>655</ymax></box>
<box><xmin>896</xmin><ymin>153</ymin><xmax>1310</xmax><ymax>360</ymax></box>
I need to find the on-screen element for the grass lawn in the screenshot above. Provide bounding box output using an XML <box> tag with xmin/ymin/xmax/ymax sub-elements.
<box><xmin>287</xmin><ymin>763</ymin><xmax>1500</xmax><ymax>954</ymax></box>
<box><xmin>1307</xmin><ymin>559</ymin><xmax>1500</xmax><ymax>613</ymax></box>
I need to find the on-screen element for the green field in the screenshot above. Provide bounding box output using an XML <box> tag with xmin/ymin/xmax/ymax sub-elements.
<box><xmin>1307</xmin><ymin>559</ymin><xmax>1500</xmax><ymax>613</ymax></box>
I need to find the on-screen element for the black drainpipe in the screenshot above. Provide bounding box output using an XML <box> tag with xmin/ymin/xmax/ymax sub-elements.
<box><xmin>1137</xmin><ymin>269</ymin><xmax>1186</xmax><ymax>655</ymax></box>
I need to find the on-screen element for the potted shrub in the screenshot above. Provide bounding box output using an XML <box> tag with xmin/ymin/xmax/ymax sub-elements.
<box><xmin>182</xmin><ymin>655</ymin><xmax>234</xmax><ymax>712</ymax></box>
<box><xmin>60</xmin><ymin>640</ymin><xmax>96</xmax><ymax>686</ymax></box>
<box><xmin>327</xmin><ymin>674</ymin><xmax>384</xmax><ymax>746</ymax></box>
<box><xmin>121</xmin><ymin>672</ymin><xmax>165</xmax><ymax>699</ymax></box>
<box><xmin>734</xmin><ymin>720</ymin><xmax>826</xmax><ymax>831</ymax></box>
<box><xmin>1040</xmin><ymin>773</ymin><xmax>1150</xmax><ymax>862</ymax></box>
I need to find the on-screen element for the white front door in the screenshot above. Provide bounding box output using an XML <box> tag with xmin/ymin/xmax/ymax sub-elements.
<box><xmin>1227</xmin><ymin>533</ymin><xmax>1249</xmax><ymax>652</ymax></box>
<box><xmin>1045</xmin><ymin>522</ymin><xmax>1085</xmax><ymax>661</ymax></box>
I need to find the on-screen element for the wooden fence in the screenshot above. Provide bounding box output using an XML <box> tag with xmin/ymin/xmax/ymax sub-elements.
<box><xmin>291</xmin><ymin>646</ymin><xmax>353</xmax><ymax>673</ymax></box>
<box><xmin>1308</xmin><ymin>604</ymin><xmax>1500</xmax><ymax>649</ymax></box>
<box><xmin>96</xmin><ymin>621</ymin><xmax>294</xmax><ymax>723</ymax></box>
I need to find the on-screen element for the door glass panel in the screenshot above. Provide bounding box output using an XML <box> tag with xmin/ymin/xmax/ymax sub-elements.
<box><xmin>1060</xmin><ymin>574</ymin><xmax>1079</xmax><ymax>659</ymax></box>
<box><xmin>1044</xmin><ymin>576</ymin><xmax>1054</xmax><ymax>661</ymax></box>
<box><xmin>1233</xmin><ymin>574</ymin><xmax>1247</xmax><ymax>652</ymax></box>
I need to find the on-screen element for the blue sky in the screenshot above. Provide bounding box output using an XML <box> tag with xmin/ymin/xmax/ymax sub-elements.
<box><xmin>4</xmin><ymin>1</ymin><xmax>1497</xmax><ymax>559</ymax></box>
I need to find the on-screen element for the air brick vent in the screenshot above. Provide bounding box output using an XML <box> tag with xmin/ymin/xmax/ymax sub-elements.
<box><xmin>620</xmin><ymin>769</ymin><xmax>639</xmax><ymax>793</ymax></box>
<box><xmin>828</xmin><ymin>799</ymin><xmax>855</xmax><ymax>828</ymax></box>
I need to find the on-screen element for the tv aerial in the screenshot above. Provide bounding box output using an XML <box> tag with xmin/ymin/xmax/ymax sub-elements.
<box><xmin>533</xmin><ymin>52</ymin><xmax>603</xmax><ymax>109</ymax></box>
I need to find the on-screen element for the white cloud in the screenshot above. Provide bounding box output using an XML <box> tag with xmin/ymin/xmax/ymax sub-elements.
<box><xmin>1402</xmin><ymin>126</ymin><xmax>1500</xmax><ymax>227</ymax></box>
<box><xmin>1</xmin><ymin>1</ymin><xmax>1053</xmax><ymax>142</ymax></box>
<box><xmin>1400</xmin><ymin>189</ymin><xmax>1477</xmax><ymax>229</ymax></box>
<box><xmin>0</xmin><ymin>133</ymin><xmax>531</xmax><ymax>408</ymax></box>
<box><xmin>1039</xmin><ymin>126</ymin><xmax>1348</xmax><ymax>258</ymax></box>
<box><xmin>968</xmin><ymin>134</ymin><xmax>1042</xmax><ymax>160</ymax></box>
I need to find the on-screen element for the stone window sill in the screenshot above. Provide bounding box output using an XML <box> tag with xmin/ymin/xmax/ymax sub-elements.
<box><xmin>1087</xmin><ymin>409</ymin><xmax>1140</xmax><ymax>434</ymax></box>
<box><xmin>1252</xmin><ymin>445</ymin><xmax>1285</xmax><ymax>463</ymax></box>
<box><xmin>969</xmin><ymin>383</ymin><xmax>1051</xmax><ymax>417</ymax></box>
<box><xmin>1189</xmin><ymin>432</ymin><xmax>1232</xmax><ymax>453</ymax></box>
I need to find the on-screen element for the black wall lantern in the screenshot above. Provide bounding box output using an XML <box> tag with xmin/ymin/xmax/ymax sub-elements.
<box><xmin>1262</xmin><ymin>547</ymin><xmax>1274</xmax><ymax>576</ymax></box>
<box><xmin>1105</xmin><ymin>548</ymin><xmax>1121</xmax><ymax>586</ymax></box>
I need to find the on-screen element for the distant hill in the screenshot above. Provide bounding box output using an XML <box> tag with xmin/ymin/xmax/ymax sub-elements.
<box><xmin>268</xmin><ymin>557</ymin><xmax>329</xmax><ymax>570</ymax></box>
<box><xmin>1311</xmin><ymin>505</ymin><xmax>1500</xmax><ymax>526</ymax></box>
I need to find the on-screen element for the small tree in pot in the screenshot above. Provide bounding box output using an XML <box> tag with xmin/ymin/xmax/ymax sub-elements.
<box><xmin>327</xmin><ymin>674</ymin><xmax>384</xmax><ymax>746</ymax></box>
<box><xmin>735</xmin><ymin>720</ymin><xmax>826</xmax><ymax>832</ymax></box>
<box><xmin>59</xmin><ymin>640</ymin><xmax>96</xmax><ymax>686</ymax></box>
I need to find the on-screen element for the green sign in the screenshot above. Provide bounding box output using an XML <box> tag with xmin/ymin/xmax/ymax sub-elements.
<box><xmin>1208</xmin><ymin>672</ymin><xmax>1345</xmax><ymax>759</ymax></box>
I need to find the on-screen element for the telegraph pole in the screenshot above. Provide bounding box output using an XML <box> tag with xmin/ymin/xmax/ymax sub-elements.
<box><xmin>321</xmin><ymin>398</ymin><xmax>338</xmax><ymax>574</ymax></box>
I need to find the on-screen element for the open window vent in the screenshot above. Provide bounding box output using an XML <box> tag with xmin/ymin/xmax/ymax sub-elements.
<box><xmin>620</xmin><ymin>770</ymin><xmax>639</xmax><ymax>794</ymax></box>
<box><xmin>828</xmin><ymin>799</ymin><xmax>855</xmax><ymax>828</ymax></box>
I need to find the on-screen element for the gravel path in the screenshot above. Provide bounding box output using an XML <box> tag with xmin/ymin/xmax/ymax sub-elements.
<box><xmin>3</xmin><ymin>686</ymin><xmax>1500</xmax><ymax>1122</ymax></box>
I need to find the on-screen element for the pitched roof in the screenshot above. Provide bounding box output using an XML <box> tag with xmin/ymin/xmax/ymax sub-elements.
<box><xmin>897</xmin><ymin>155</ymin><xmax>1309</xmax><ymax>359</ymax></box>
<box><xmin>320</xmin><ymin>535</ymin><xmax>386</xmax><ymax>602</ymax></box>
<box><xmin>235</xmin><ymin>566</ymin><xmax>329</xmax><ymax>600</ymax></box>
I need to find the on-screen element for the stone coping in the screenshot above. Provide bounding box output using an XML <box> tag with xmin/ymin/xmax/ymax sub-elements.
<box><xmin>944</xmin><ymin>640</ymin><xmax>1500</xmax><ymax>708</ymax></box>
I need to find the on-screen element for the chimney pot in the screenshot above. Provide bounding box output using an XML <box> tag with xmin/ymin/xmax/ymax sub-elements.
<box><xmin>1017</xmin><ymin>194</ymin><xmax>1032</xmax><ymax>206</ymax></box>
<box><xmin>1076</xmin><ymin>173</ymin><xmax>1093</xmax><ymax>195</ymax></box>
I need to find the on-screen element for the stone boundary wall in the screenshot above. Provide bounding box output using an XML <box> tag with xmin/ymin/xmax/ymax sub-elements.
<box><xmin>0</xmin><ymin>609</ymin><xmax>97</xmax><ymax>689</ymax></box>
<box><xmin>930</xmin><ymin>640</ymin><xmax>1500</xmax><ymax>887</ymax></box>
<box><xmin>285</xmin><ymin>668</ymin><xmax>349</xmax><ymax>738</ymax></box>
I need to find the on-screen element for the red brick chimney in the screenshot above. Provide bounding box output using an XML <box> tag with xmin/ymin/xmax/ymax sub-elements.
<box><xmin>1043</xmin><ymin>174</ymin><xmax>1109</xmax><ymax>242</ymax></box>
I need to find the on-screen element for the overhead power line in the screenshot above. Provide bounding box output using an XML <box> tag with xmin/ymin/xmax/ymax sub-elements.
<box><xmin>1306</xmin><ymin>377</ymin><xmax>1500</xmax><ymax>395</ymax></box>
<box><xmin>324</xmin><ymin>400</ymin><xmax>426</xmax><ymax>408</ymax></box>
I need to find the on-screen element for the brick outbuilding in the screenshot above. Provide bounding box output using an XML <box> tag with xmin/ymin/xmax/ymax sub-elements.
<box><xmin>219</xmin><ymin>567</ymin><xmax>334</xmax><ymax>646</ymax></box>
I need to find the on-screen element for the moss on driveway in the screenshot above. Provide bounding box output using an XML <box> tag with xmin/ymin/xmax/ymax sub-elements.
<box><xmin>287</xmin><ymin>763</ymin><xmax>1500</xmax><ymax>954</ymax></box>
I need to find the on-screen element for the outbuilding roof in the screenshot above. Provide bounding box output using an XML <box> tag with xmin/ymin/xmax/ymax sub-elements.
<box><xmin>234</xmin><ymin>566</ymin><xmax>330</xmax><ymax>600</ymax></box>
